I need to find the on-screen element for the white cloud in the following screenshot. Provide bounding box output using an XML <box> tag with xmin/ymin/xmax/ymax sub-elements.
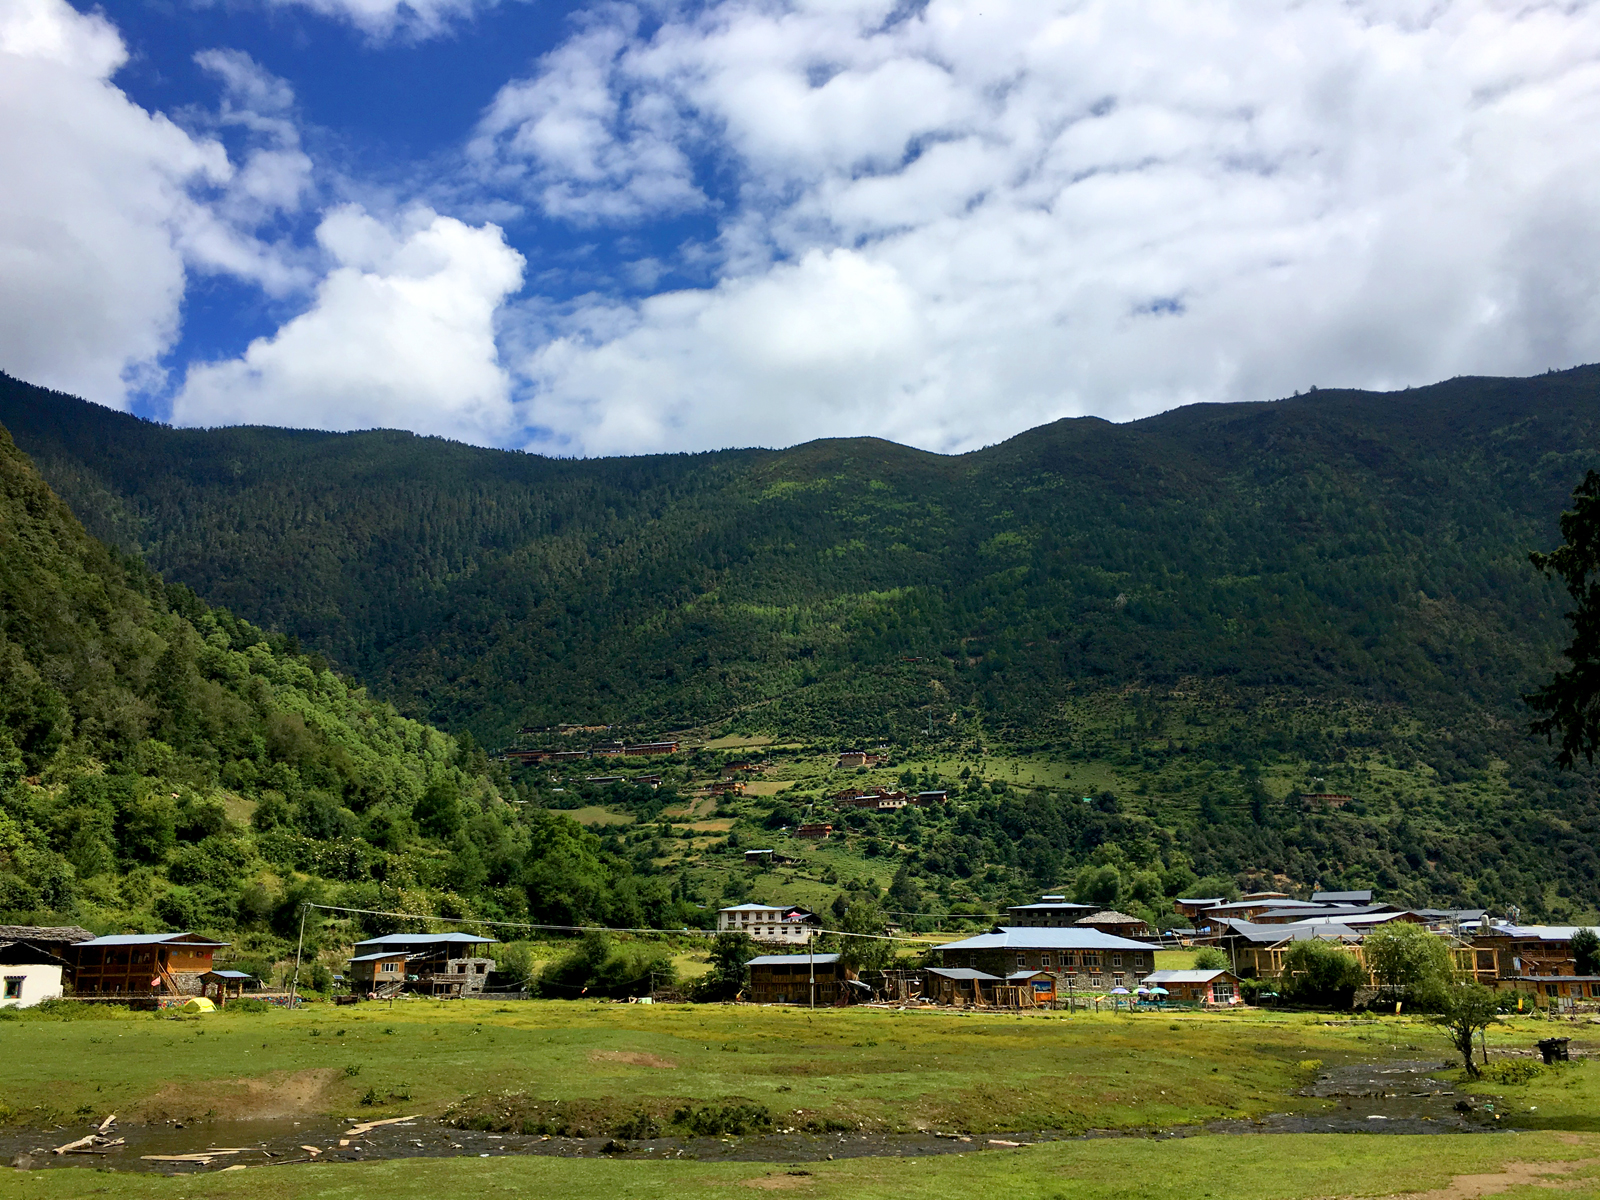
<box><xmin>173</xmin><ymin>206</ymin><xmax>526</xmax><ymax>444</ymax></box>
<box><xmin>483</xmin><ymin>0</ymin><xmax>1600</xmax><ymax>455</ymax></box>
<box><xmin>260</xmin><ymin>0</ymin><xmax>499</xmax><ymax>42</ymax></box>
<box><xmin>0</xmin><ymin>0</ymin><xmax>228</xmax><ymax>404</ymax></box>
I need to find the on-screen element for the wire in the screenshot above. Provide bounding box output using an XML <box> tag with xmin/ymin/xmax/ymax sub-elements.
<box><xmin>302</xmin><ymin>902</ymin><xmax>954</xmax><ymax>944</ymax></box>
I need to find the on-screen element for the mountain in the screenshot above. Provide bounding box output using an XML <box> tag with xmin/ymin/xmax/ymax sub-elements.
<box><xmin>3</xmin><ymin>367</ymin><xmax>1600</xmax><ymax>921</ymax></box>
<box><xmin>0</xmin><ymin>417</ymin><xmax>697</xmax><ymax>959</ymax></box>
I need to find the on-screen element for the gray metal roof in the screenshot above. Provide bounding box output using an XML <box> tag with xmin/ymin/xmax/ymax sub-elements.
<box><xmin>203</xmin><ymin>969</ymin><xmax>254</xmax><ymax>979</ymax></box>
<box><xmin>1143</xmin><ymin>969</ymin><xmax>1232</xmax><ymax>983</ymax></box>
<box><xmin>937</xmin><ymin>926</ymin><xmax>1153</xmax><ymax>952</ymax></box>
<box><xmin>352</xmin><ymin>932</ymin><xmax>498</xmax><ymax>947</ymax></box>
<box><xmin>1005</xmin><ymin>970</ymin><xmax>1053</xmax><ymax>981</ymax></box>
<box><xmin>1218</xmin><ymin>918</ymin><xmax>1364</xmax><ymax>943</ymax></box>
<box><xmin>1312</xmin><ymin>890</ymin><xmax>1374</xmax><ymax>903</ymax></box>
<box><xmin>348</xmin><ymin>951</ymin><xmax>418</xmax><ymax>963</ymax></box>
<box><xmin>925</xmin><ymin>967</ymin><xmax>1000</xmax><ymax>980</ymax></box>
<box><xmin>747</xmin><ymin>953</ymin><xmax>840</xmax><ymax>966</ymax></box>
<box><xmin>75</xmin><ymin>932</ymin><xmax>230</xmax><ymax>948</ymax></box>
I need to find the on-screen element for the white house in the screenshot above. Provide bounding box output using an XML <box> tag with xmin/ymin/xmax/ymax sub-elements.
<box><xmin>0</xmin><ymin>941</ymin><xmax>66</xmax><ymax>1008</ymax></box>
<box><xmin>716</xmin><ymin>903</ymin><xmax>818</xmax><ymax>945</ymax></box>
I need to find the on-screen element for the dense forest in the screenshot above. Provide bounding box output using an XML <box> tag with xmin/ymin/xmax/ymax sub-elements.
<box><xmin>0</xmin><ymin>421</ymin><xmax>705</xmax><ymax>971</ymax></box>
<box><xmin>2</xmin><ymin>366</ymin><xmax>1600</xmax><ymax>934</ymax></box>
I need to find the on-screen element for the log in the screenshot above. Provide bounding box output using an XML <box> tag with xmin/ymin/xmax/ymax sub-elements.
<box><xmin>52</xmin><ymin>1136</ymin><xmax>96</xmax><ymax>1154</ymax></box>
<box><xmin>344</xmin><ymin>1114</ymin><xmax>419</xmax><ymax>1137</ymax></box>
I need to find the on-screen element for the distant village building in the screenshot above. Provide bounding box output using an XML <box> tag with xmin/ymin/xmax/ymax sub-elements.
<box><xmin>625</xmin><ymin>741</ymin><xmax>680</xmax><ymax>756</ymax></box>
<box><xmin>836</xmin><ymin>751</ymin><xmax>887</xmax><ymax>768</ymax></box>
<box><xmin>70</xmin><ymin>931</ymin><xmax>230</xmax><ymax>998</ymax></box>
<box><xmin>1143</xmin><ymin>968</ymin><xmax>1242</xmax><ymax>1006</ymax></box>
<box><xmin>1005</xmin><ymin>897</ymin><xmax>1096</xmax><ymax>927</ymax></box>
<box><xmin>717</xmin><ymin>904</ymin><xmax>818</xmax><ymax>945</ymax></box>
<box><xmin>1075</xmin><ymin>910</ymin><xmax>1152</xmax><ymax>939</ymax></box>
<box><xmin>795</xmin><ymin>823</ymin><xmax>833</xmax><ymax>839</ymax></box>
<box><xmin>0</xmin><ymin>941</ymin><xmax>68</xmax><ymax>1007</ymax></box>
<box><xmin>833</xmin><ymin>787</ymin><xmax>909</xmax><ymax>811</ymax></box>
<box><xmin>936</xmin><ymin>927</ymin><xmax>1155</xmax><ymax>992</ymax></box>
<box><xmin>914</xmin><ymin>790</ymin><xmax>949</xmax><ymax>806</ymax></box>
<box><xmin>745</xmin><ymin>953</ymin><xmax>851</xmax><ymax>1004</ymax></box>
<box><xmin>346</xmin><ymin>932</ymin><xmax>497</xmax><ymax>998</ymax></box>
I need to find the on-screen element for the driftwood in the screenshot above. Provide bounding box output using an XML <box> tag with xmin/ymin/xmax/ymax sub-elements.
<box><xmin>51</xmin><ymin>1136</ymin><xmax>96</xmax><ymax>1154</ymax></box>
<box><xmin>344</xmin><ymin>1114</ymin><xmax>419</xmax><ymax>1137</ymax></box>
<box><xmin>96</xmin><ymin>1114</ymin><xmax>117</xmax><ymax>1134</ymax></box>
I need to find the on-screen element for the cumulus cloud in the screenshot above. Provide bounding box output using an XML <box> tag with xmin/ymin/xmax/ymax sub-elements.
<box><xmin>482</xmin><ymin>0</ymin><xmax>1600</xmax><ymax>455</ymax></box>
<box><xmin>173</xmin><ymin>206</ymin><xmax>526</xmax><ymax>444</ymax></box>
<box><xmin>0</xmin><ymin>0</ymin><xmax>229</xmax><ymax>403</ymax></box>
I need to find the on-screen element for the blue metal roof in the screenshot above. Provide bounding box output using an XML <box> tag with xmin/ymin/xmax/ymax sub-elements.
<box><xmin>348</xmin><ymin>951</ymin><xmax>418</xmax><ymax>963</ymax></box>
<box><xmin>75</xmin><ymin>932</ymin><xmax>230</xmax><ymax>947</ymax></box>
<box><xmin>747</xmin><ymin>953</ymin><xmax>840</xmax><ymax>966</ymax></box>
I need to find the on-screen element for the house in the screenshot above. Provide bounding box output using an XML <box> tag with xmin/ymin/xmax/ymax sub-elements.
<box><xmin>746</xmin><ymin>953</ymin><xmax>851</xmax><ymax>1004</ymax></box>
<box><xmin>1300</xmin><ymin>793</ymin><xmax>1354</xmax><ymax>808</ymax></box>
<box><xmin>795</xmin><ymin>823</ymin><xmax>833</xmax><ymax>839</ymax></box>
<box><xmin>836</xmin><ymin>751</ymin><xmax>887</xmax><ymax>768</ymax></box>
<box><xmin>1469</xmin><ymin>924</ymin><xmax>1600</xmax><ymax>1007</ymax></box>
<box><xmin>0</xmin><ymin>924</ymin><xmax>94</xmax><ymax>957</ymax></box>
<box><xmin>348</xmin><ymin>932</ymin><xmax>498</xmax><ymax>997</ymax></box>
<box><xmin>914</xmin><ymin>790</ymin><xmax>949</xmax><ymax>806</ymax></box>
<box><xmin>707</xmin><ymin>780</ymin><xmax>745</xmax><ymax>796</ymax></box>
<box><xmin>1143</xmin><ymin>968</ymin><xmax>1242</xmax><ymax>1006</ymax></box>
<box><xmin>625</xmin><ymin>741</ymin><xmax>680</xmax><ymax>756</ymax></box>
<box><xmin>1004</xmin><ymin>897</ymin><xmax>1096</xmax><ymax>927</ymax></box>
<box><xmin>723</xmin><ymin>761</ymin><xmax>761</xmax><ymax>776</ymax></box>
<box><xmin>717</xmin><ymin>903</ymin><xmax>817</xmax><ymax>945</ymax></box>
<box><xmin>1075</xmin><ymin>910</ymin><xmax>1152</xmax><ymax>938</ymax></box>
<box><xmin>69</xmin><ymin>931</ymin><xmax>230</xmax><ymax>998</ymax></box>
<box><xmin>923</xmin><ymin>966</ymin><xmax>999</xmax><ymax>1006</ymax></box>
<box><xmin>0</xmin><ymin>941</ymin><xmax>68</xmax><ymax>1007</ymax></box>
<box><xmin>833</xmin><ymin>788</ymin><xmax>909</xmax><ymax>810</ymax></box>
<box><xmin>936</xmin><ymin>927</ymin><xmax>1156</xmax><ymax>991</ymax></box>
<box><xmin>345</xmin><ymin>950</ymin><xmax>415</xmax><ymax>995</ymax></box>
<box><xmin>1174</xmin><ymin>897</ymin><xmax>1228</xmax><ymax>919</ymax></box>
<box><xmin>1312</xmin><ymin>889</ymin><xmax>1374</xmax><ymax>904</ymax></box>
<box><xmin>591</xmin><ymin>741</ymin><xmax>628</xmax><ymax>757</ymax></box>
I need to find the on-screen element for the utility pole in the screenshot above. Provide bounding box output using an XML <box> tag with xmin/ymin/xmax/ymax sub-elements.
<box><xmin>809</xmin><ymin>934</ymin><xmax>815</xmax><ymax>1009</ymax></box>
<box><xmin>288</xmin><ymin>902</ymin><xmax>308</xmax><ymax>1009</ymax></box>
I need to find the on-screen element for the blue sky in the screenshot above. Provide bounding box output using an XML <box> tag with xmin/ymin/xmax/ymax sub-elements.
<box><xmin>5</xmin><ymin>0</ymin><xmax>1600</xmax><ymax>456</ymax></box>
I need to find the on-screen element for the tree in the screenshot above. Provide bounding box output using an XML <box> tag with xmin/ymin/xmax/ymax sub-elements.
<box><xmin>693</xmin><ymin>931</ymin><xmax>756</xmax><ymax>1001</ymax></box>
<box><xmin>1192</xmin><ymin>947</ymin><xmax>1228</xmax><ymax>971</ymax></box>
<box><xmin>1527</xmin><ymin>470</ymin><xmax>1600</xmax><ymax>766</ymax></box>
<box><xmin>1573</xmin><ymin>928</ymin><xmax>1600</xmax><ymax>976</ymax></box>
<box><xmin>1429</xmin><ymin>982</ymin><xmax>1500</xmax><ymax>1077</ymax></box>
<box><xmin>1279</xmin><ymin>939</ymin><xmax>1366</xmax><ymax>1009</ymax></box>
<box><xmin>413</xmin><ymin>779</ymin><xmax>462</xmax><ymax>839</ymax></box>
<box><xmin>1363</xmin><ymin>921</ymin><xmax>1455</xmax><ymax>1008</ymax></box>
<box><xmin>838</xmin><ymin>901</ymin><xmax>892</xmax><ymax>972</ymax></box>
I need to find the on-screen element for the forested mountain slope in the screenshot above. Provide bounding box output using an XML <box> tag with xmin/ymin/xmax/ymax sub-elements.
<box><xmin>2</xmin><ymin>369</ymin><xmax>1596</xmax><ymax>749</ymax></box>
<box><xmin>0</xmin><ymin>419</ymin><xmax>691</xmax><ymax>952</ymax></box>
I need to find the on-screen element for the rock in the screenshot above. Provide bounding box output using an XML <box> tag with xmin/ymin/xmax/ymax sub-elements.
<box><xmin>10</xmin><ymin>1154</ymin><xmax>35</xmax><ymax>1171</ymax></box>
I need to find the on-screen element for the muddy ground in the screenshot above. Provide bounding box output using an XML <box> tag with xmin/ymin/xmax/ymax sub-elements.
<box><xmin>2</xmin><ymin>1060</ymin><xmax>1523</xmax><ymax>1175</ymax></box>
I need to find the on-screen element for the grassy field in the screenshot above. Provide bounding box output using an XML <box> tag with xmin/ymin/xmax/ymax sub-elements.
<box><xmin>2</xmin><ymin>1000</ymin><xmax>1584</xmax><ymax>1135</ymax></box>
<box><xmin>5</xmin><ymin>1132</ymin><xmax>1600</xmax><ymax>1200</ymax></box>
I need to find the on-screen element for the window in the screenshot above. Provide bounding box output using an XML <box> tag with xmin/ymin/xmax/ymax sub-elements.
<box><xmin>1212</xmin><ymin>982</ymin><xmax>1235</xmax><ymax>1003</ymax></box>
<box><xmin>3</xmin><ymin>978</ymin><xmax>21</xmax><ymax>1000</ymax></box>
<box><xmin>1017</xmin><ymin>955</ymin><xmax>1027</xmax><ymax>968</ymax></box>
<box><xmin>1112</xmin><ymin>954</ymin><xmax>1123</xmax><ymax>967</ymax></box>
<box><xmin>1040</xmin><ymin>955</ymin><xmax>1052</xmax><ymax>968</ymax></box>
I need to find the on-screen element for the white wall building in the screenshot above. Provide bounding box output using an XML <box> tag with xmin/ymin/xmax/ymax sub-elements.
<box><xmin>717</xmin><ymin>903</ymin><xmax>817</xmax><ymax>945</ymax></box>
<box><xmin>0</xmin><ymin>942</ymin><xmax>66</xmax><ymax>1008</ymax></box>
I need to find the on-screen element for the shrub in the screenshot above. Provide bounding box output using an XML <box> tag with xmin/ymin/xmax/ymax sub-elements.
<box><xmin>1478</xmin><ymin>1059</ymin><xmax>1546</xmax><ymax>1085</ymax></box>
<box><xmin>671</xmin><ymin>1104</ymin><xmax>772</xmax><ymax>1136</ymax></box>
<box><xmin>1278</xmin><ymin>939</ymin><xmax>1366</xmax><ymax>1009</ymax></box>
<box><xmin>1192</xmin><ymin>947</ymin><xmax>1228</xmax><ymax>971</ymax></box>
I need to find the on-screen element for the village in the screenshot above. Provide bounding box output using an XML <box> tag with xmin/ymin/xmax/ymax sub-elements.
<box><xmin>4</xmin><ymin>886</ymin><xmax>1597</xmax><ymax>1016</ymax></box>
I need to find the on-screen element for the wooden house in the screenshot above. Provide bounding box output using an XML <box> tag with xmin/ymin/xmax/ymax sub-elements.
<box><xmin>346</xmin><ymin>950</ymin><xmax>415</xmax><ymax>995</ymax></box>
<box><xmin>1142</xmin><ymin>968</ymin><xmax>1242</xmax><ymax>1006</ymax></box>
<box><xmin>746</xmin><ymin>953</ymin><xmax>851</xmax><ymax>1004</ymax></box>
<box><xmin>1006</xmin><ymin>898</ymin><xmax>1096</xmax><ymax>927</ymax></box>
<box><xmin>795</xmin><ymin>823</ymin><xmax>833</xmax><ymax>839</ymax></box>
<box><xmin>922</xmin><ymin>966</ymin><xmax>999</xmax><ymax>1006</ymax></box>
<box><xmin>995</xmin><ymin>969</ymin><xmax>1056</xmax><ymax>1007</ymax></box>
<box><xmin>69</xmin><ymin>932</ymin><xmax>229</xmax><ymax>998</ymax></box>
<box><xmin>0</xmin><ymin>941</ymin><xmax>68</xmax><ymax>1008</ymax></box>
<box><xmin>625</xmin><ymin>741</ymin><xmax>680</xmax><ymax>756</ymax></box>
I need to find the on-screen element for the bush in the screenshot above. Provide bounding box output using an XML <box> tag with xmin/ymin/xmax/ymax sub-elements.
<box><xmin>226</xmin><ymin>998</ymin><xmax>270</xmax><ymax>1013</ymax></box>
<box><xmin>671</xmin><ymin>1104</ymin><xmax>772</xmax><ymax>1136</ymax></box>
<box><xmin>1192</xmin><ymin>947</ymin><xmax>1228</xmax><ymax>971</ymax></box>
<box><xmin>1279</xmin><ymin>939</ymin><xmax>1366</xmax><ymax>1009</ymax></box>
<box><xmin>537</xmin><ymin>931</ymin><xmax>676</xmax><ymax>999</ymax></box>
<box><xmin>1477</xmin><ymin>1059</ymin><xmax>1547</xmax><ymax>1085</ymax></box>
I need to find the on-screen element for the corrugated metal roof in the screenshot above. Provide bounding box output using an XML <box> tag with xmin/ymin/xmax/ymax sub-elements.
<box><xmin>352</xmin><ymin>932</ymin><xmax>497</xmax><ymax>947</ymax></box>
<box><xmin>347</xmin><ymin>951</ymin><xmax>418</xmax><ymax>963</ymax></box>
<box><xmin>936</xmin><ymin>927</ymin><xmax>1152</xmax><ymax>952</ymax></box>
<box><xmin>720</xmin><ymin>903</ymin><xmax>792</xmax><ymax>912</ymax></box>
<box><xmin>925</xmin><ymin>967</ymin><xmax>1000</xmax><ymax>980</ymax></box>
<box><xmin>1143</xmin><ymin>969</ymin><xmax>1231</xmax><ymax>983</ymax></box>
<box><xmin>75</xmin><ymin>932</ymin><xmax>230</xmax><ymax>948</ymax></box>
<box><xmin>747</xmin><ymin>953</ymin><xmax>840</xmax><ymax>966</ymax></box>
<box><xmin>204</xmin><ymin>969</ymin><xmax>254</xmax><ymax>979</ymax></box>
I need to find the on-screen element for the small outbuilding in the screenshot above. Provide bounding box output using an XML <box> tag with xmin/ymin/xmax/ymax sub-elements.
<box><xmin>1141</xmin><ymin>968</ymin><xmax>1243</xmax><ymax>1006</ymax></box>
<box><xmin>922</xmin><ymin>966</ymin><xmax>999</xmax><ymax>1006</ymax></box>
<box><xmin>0</xmin><ymin>941</ymin><xmax>68</xmax><ymax>1008</ymax></box>
<box><xmin>199</xmin><ymin>969</ymin><xmax>259</xmax><ymax>1005</ymax></box>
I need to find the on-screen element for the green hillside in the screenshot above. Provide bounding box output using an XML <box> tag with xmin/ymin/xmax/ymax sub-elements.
<box><xmin>0</xmin><ymin>419</ymin><xmax>703</xmax><ymax>971</ymax></box>
<box><xmin>2</xmin><ymin>369</ymin><xmax>1600</xmax><ymax>925</ymax></box>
